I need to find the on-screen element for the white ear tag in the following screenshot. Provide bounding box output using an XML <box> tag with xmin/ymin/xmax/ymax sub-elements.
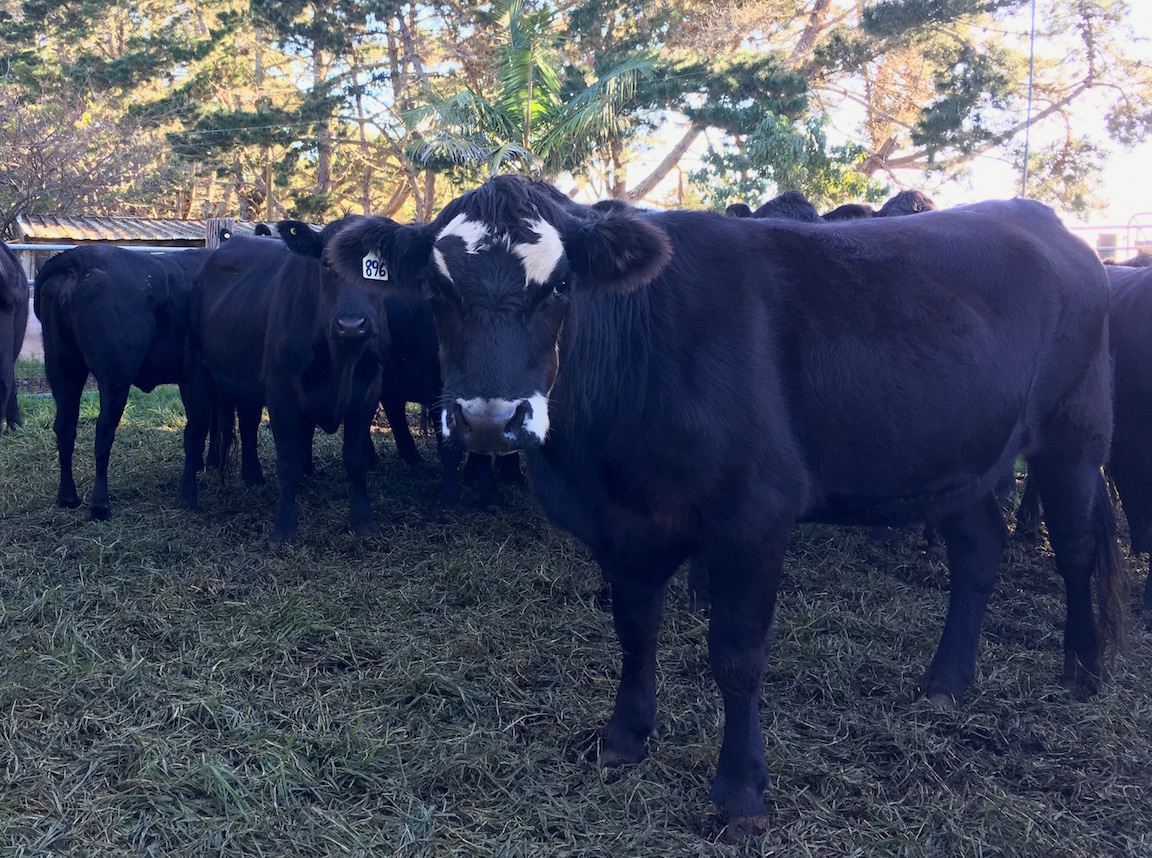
<box><xmin>362</xmin><ymin>251</ymin><xmax>389</xmax><ymax>281</ymax></box>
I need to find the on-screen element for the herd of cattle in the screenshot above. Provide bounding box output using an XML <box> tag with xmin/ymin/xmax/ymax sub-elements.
<box><xmin>2</xmin><ymin>177</ymin><xmax>1151</xmax><ymax>832</ymax></box>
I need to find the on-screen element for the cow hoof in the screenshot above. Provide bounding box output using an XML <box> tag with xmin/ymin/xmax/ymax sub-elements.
<box><xmin>58</xmin><ymin>494</ymin><xmax>81</xmax><ymax>509</ymax></box>
<box><xmin>589</xmin><ymin>721</ymin><xmax>650</xmax><ymax>768</ymax></box>
<box><xmin>709</xmin><ymin>771</ymin><xmax>770</xmax><ymax>839</ymax></box>
<box><xmin>1060</xmin><ymin>663</ymin><xmax>1100</xmax><ymax>700</ymax></box>
<box><xmin>437</xmin><ymin>507</ymin><xmax>459</xmax><ymax>524</ymax></box>
<box><xmin>484</xmin><ymin>501</ymin><xmax>503</xmax><ymax>515</ymax></box>
<box><xmin>352</xmin><ymin>520</ymin><xmax>380</xmax><ymax>538</ymax></box>
<box><xmin>718</xmin><ymin>813</ymin><xmax>768</xmax><ymax>844</ymax></box>
<box><xmin>924</xmin><ymin>691</ymin><xmax>956</xmax><ymax>711</ymax></box>
<box><xmin>242</xmin><ymin>471</ymin><xmax>266</xmax><ymax>487</ymax></box>
<box><xmin>90</xmin><ymin>506</ymin><xmax>111</xmax><ymax>522</ymax></box>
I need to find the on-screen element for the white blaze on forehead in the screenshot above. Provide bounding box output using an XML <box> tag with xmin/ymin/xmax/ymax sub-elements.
<box><xmin>513</xmin><ymin>218</ymin><xmax>564</xmax><ymax>286</ymax></box>
<box><xmin>436</xmin><ymin>213</ymin><xmax>489</xmax><ymax>253</ymax></box>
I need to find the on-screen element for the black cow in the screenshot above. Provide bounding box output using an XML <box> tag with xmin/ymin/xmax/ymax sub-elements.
<box><xmin>1018</xmin><ymin>262</ymin><xmax>1152</xmax><ymax>613</ymax></box>
<box><xmin>181</xmin><ymin>219</ymin><xmax>386</xmax><ymax>545</ymax></box>
<box><xmin>326</xmin><ymin>176</ymin><xmax>1122</xmax><ymax>829</ymax></box>
<box><xmin>0</xmin><ymin>242</ymin><xmax>29</xmax><ymax>437</ymax></box>
<box><xmin>876</xmin><ymin>189</ymin><xmax>936</xmax><ymax>217</ymax></box>
<box><xmin>34</xmin><ymin>245</ymin><xmax>209</xmax><ymax>518</ymax></box>
<box><xmin>821</xmin><ymin>202</ymin><xmax>875</xmax><ymax>221</ymax></box>
<box><xmin>726</xmin><ymin>190</ymin><xmax>822</xmax><ymax>222</ymax></box>
<box><xmin>373</xmin><ymin>283</ymin><xmax>522</xmax><ymax>516</ymax></box>
<box><xmin>1116</xmin><ymin>249</ymin><xmax>1152</xmax><ymax>268</ymax></box>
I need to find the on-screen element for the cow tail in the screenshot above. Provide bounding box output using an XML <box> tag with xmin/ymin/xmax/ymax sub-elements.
<box><xmin>33</xmin><ymin>256</ymin><xmax>78</xmax><ymax>321</ymax></box>
<box><xmin>1093</xmin><ymin>470</ymin><xmax>1127</xmax><ymax>662</ymax></box>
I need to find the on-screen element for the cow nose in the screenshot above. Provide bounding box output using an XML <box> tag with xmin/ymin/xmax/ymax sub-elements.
<box><xmin>450</xmin><ymin>399</ymin><xmax>533</xmax><ymax>453</ymax></box>
<box><xmin>334</xmin><ymin>314</ymin><xmax>369</xmax><ymax>339</ymax></box>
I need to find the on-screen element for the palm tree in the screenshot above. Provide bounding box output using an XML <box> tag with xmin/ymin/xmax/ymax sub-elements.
<box><xmin>405</xmin><ymin>0</ymin><xmax>654</xmax><ymax>183</ymax></box>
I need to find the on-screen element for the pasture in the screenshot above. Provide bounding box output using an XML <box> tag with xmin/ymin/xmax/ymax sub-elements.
<box><xmin>1</xmin><ymin>363</ymin><xmax>1150</xmax><ymax>857</ymax></box>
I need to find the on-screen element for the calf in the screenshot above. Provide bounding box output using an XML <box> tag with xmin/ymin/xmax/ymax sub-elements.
<box><xmin>34</xmin><ymin>245</ymin><xmax>209</xmax><ymax>518</ymax></box>
<box><xmin>0</xmin><ymin>242</ymin><xmax>29</xmax><ymax>437</ymax></box>
<box><xmin>326</xmin><ymin>176</ymin><xmax>1122</xmax><ymax>830</ymax></box>
<box><xmin>182</xmin><ymin>220</ymin><xmax>387</xmax><ymax>545</ymax></box>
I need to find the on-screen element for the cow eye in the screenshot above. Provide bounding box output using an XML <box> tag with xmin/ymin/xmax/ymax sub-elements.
<box><xmin>552</xmin><ymin>279</ymin><xmax>568</xmax><ymax>296</ymax></box>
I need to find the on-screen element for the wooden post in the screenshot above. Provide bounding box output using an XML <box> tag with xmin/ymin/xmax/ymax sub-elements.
<box><xmin>206</xmin><ymin>217</ymin><xmax>236</xmax><ymax>249</ymax></box>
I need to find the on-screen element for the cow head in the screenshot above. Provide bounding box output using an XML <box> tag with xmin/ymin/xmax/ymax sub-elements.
<box><xmin>327</xmin><ymin>176</ymin><xmax>672</xmax><ymax>454</ymax></box>
<box><xmin>279</xmin><ymin>218</ymin><xmax>381</xmax><ymax>347</ymax></box>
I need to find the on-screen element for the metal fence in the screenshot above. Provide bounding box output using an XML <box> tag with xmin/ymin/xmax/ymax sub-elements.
<box><xmin>1068</xmin><ymin>212</ymin><xmax>1152</xmax><ymax>261</ymax></box>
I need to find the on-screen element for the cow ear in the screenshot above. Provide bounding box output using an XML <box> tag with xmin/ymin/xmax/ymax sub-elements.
<box><xmin>328</xmin><ymin>216</ymin><xmax>432</xmax><ymax>290</ymax></box>
<box><xmin>564</xmin><ymin>205</ymin><xmax>672</xmax><ymax>294</ymax></box>
<box><xmin>278</xmin><ymin>220</ymin><xmax>323</xmax><ymax>258</ymax></box>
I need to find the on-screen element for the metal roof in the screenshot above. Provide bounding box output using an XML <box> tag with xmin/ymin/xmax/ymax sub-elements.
<box><xmin>15</xmin><ymin>215</ymin><xmax>265</xmax><ymax>244</ymax></box>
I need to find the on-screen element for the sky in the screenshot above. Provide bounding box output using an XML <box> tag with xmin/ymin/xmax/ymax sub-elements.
<box><xmin>940</xmin><ymin>2</ymin><xmax>1152</xmax><ymax>236</ymax></box>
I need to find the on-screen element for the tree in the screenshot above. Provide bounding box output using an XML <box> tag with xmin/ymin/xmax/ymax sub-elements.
<box><xmin>404</xmin><ymin>0</ymin><xmax>656</xmax><ymax>190</ymax></box>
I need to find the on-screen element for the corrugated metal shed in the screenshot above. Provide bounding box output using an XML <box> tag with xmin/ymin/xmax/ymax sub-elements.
<box><xmin>15</xmin><ymin>215</ymin><xmax>265</xmax><ymax>245</ymax></box>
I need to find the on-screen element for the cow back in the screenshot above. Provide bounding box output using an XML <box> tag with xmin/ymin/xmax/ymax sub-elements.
<box><xmin>194</xmin><ymin>236</ymin><xmax>286</xmax><ymax>404</ymax></box>
<box><xmin>550</xmin><ymin>200</ymin><xmax>1107</xmax><ymax>527</ymax></box>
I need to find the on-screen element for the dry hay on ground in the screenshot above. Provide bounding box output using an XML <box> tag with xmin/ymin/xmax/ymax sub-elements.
<box><xmin>1</xmin><ymin>384</ymin><xmax>1150</xmax><ymax>856</ymax></box>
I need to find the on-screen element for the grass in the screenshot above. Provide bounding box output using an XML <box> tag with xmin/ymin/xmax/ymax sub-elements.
<box><xmin>1</xmin><ymin>368</ymin><xmax>1151</xmax><ymax>856</ymax></box>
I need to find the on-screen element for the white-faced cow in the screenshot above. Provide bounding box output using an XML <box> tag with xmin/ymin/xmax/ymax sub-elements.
<box><xmin>0</xmin><ymin>241</ymin><xmax>29</xmax><ymax>437</ymax></box>
<box><xmin>34</xmin><ymin>245</ymin><xmax>209</xmax><ymax>518</ymax></box>
<box><xmin>181</xmin><ymin>220</ymin><xmax>387</xmax><ymax>545</ymax></box>
<box><xmin>325</xmin><ymin>175</ymin><xmax>1123</xmax><ymax>830</ymax></box>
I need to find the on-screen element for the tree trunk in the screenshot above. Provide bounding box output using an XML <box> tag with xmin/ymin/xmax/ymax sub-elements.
<box><xmin>627</xmin><ymin>125</ymin><xmax>703</xmax><ymax>202</ymax></box>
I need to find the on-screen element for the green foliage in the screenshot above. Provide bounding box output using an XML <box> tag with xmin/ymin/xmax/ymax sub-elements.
<box><xmin>912</xmin><ymin>41</ymin><xmax>1018</xmax><ymax>161</ymax></box>
<box><xmin>691</xmin><ymin>114</ymin><xmax>887</xmax><ymax>211</ymax></box>
<box><xmin>862</xmin><ymin>0</ymin><xmax>1026</xmax><ymax>38</ymax></box>
<box><xmin>406</xmin><ymin>0</ymin><xmax>656</xmax><ymax>181</ymax></box>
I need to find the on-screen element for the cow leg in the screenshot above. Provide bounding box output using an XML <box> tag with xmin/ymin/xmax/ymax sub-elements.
<box><xmin>1015</xmin><ymin>473</ymin><xmax>1042</xmax><ymax>540</ymax></box>
<box><xmin>268</xmin><ymin>411</ymin><xmax>310</xmax><ymax>546</ymax></box>
<box><xmin>382</xmin><ymin>397</ymin><xmax>420</xmax><ymax>464</ymax></box>
<box><xmin>0</xmin><ymin>319</ymin><xmax>14</xmax><ymax>436</ymax></box>
<box><xmin>496</xmin><ymin>452</ymin><xmax>524</xmax><ymax>484</ymax></box>
<box><xmin>44</xmin><ymin>338</ymin><xmax>88</xmax><ymax>509</ymax></box>
<box><xmin>89</xmin><ymin>382</ymin><xmax>131</xmax><ymax>520</ymax></box>
<box><xmin>687</xmin><ymin>557</ymin><xmax>711</xmax><ymax>612</ymax></box>
<box><xmin>596</xmin><ymin>573</ymin><xmax>668</xmax><ymax>768</ymax></box>
<box><xmin>176</xmin><ymin>370</ymin><xmax>213</xmax><ymax>511</ymax></box>
<box><xmin>463</xmin><ymin>453</ymin><xmax>502</xmax><ymax>512</ymax></box>
<box><xmin>237</xmin><ymin>402</ymin><xmax>265</xmax><ymax>485</ymax></box>
<box><xmin>7</xmin><ymin>292</ymin><xmax>27</xmax><ymax>430</ymax></box>
<box><xmin>704</xmin><ymin>533</ymin><xmax>786</xmax><ymax>825</ymax></box>
<box><xmin>1029</xmin><ymin>462</ymin><xmax>1122</xmax><ymax>694</ymax></box>
<box><xmin>917</xmin><ymin>492</ymin><xmax>1006</xmax><ymax>705</ymax></box>
<box><xmin>342</xmin><ymin>411</ymin><xmax>379</xmax><ymax>538</ymax></box>
<box><xmin>433</xmin><ymin>412</ymin><xmax>463</xmax><ymax>519</ymax></box>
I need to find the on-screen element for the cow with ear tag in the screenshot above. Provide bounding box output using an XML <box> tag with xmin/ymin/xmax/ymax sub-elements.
<box><xmin>324</xmin><ymin>174</ymin><xmax>1121</xmax><ymax>834</ymax></box>
<box><xmin>182</xmin><ymin>217</ymin><xmax>388</xmax><ymax>546</ymax></box>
